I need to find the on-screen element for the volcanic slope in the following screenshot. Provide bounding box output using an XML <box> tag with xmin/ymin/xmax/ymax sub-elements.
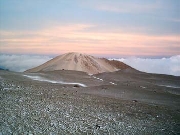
<box><xmin>25</xmin><ymin>52</ymin><xmax>131</xmax><ymax>74</ymax></box>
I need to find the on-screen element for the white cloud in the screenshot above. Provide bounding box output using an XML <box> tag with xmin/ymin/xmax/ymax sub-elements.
<box><xmin>0</xmin><ymin>54</ymin><xmax>179</xmax><ymax>76</ymax></box>
<box><xmin>110</xmin><ymin>55</ymin><xmax>180</xmax><ymax>76</ymax></box>
<box><xmin>0</xmin><ymin>54</ymin><xmax>52</xmax><ymax>72</ymax></box>
<box><xmin>81</xmin><ymin>0</ymin><xmax>161</xmax><ymax>13</ymax></box>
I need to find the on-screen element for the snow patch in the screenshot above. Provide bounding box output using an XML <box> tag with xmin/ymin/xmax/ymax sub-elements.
<box><xmin>92</xmin><ymin>76</ymin><xmax>103</xmax><ymax>81</ymax></box>
<box><xmin>23</xmin><ymin>75</ymin><xmax>87</xmax><ymax>87</ymax></box>
<box><xmin>159</xmin><ymin>85</ymin><xmax>180</xmax><ymax>88</ymax></box>
<box><xmin>140</xmin><ymin>86</ymin><xmax>146</xmax><ymax>89</ymax></box>
<box><xmin>109</xmin><ymin>82</ymin><xmax>117</xmax><ymax>85</ymax></box>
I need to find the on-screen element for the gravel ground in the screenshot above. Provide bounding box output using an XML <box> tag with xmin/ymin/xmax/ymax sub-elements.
<box><xmin>0</xmin><ymin>70</ymin><xmax>180</xmax><ymax>135</ymax></box>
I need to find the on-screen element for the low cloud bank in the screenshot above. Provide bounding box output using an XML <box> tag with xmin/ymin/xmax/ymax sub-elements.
<box><xmin>110</xmin><ymin>55</ymin><xmax>180</xmax><ymax>76</ymax></box>
<box><xmin>0</xmin><ymin>54</ymin><xmax>52</xmax><ymax>72</ymax></box>
<box><xmin>0</xmin><ymin>54</ymin><xmax>179</xmax><ymax>76</ymax></box>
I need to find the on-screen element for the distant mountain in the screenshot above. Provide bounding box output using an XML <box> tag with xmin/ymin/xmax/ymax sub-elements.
<box><xmin>25</xmin><ymin>52</ymin><xmax>133</xmax><ymax>74</ymax></box>
<box><xmin>0</xmin><ymin>66</ymin><xmax>9</xmax><ymax>71</ymax></box>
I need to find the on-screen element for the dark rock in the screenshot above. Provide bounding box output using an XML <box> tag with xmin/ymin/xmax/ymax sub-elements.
<box><xmin>95</xmin><ymin>124</ymin><xmax>100</xmax><ymax>129</ymax></box>
<box><xmin>73</xmin><ymin>84</ymin><xmax>80</xmax><ymax>88</ymax></box>
<box><xmin>132</xmin><ymin>100</ymin><xmax>138</xmax><ymax>103</ymax></box>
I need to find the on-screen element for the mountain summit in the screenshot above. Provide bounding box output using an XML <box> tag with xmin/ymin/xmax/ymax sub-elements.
<box><xmin>25</xmin><ymin>52</ymin><xmax>132</xmax><ymax>74</ymax></box>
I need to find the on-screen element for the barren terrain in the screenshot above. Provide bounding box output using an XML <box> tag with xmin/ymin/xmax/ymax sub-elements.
<box><xmin>0</xmin><ymin>69</ymin><xmax>180</xmax><ymax>134</ymax></box>
<box><xmin>25</xmin><ymin>52</ymin><xmax>131</xmax><ymax>74</ymax></box>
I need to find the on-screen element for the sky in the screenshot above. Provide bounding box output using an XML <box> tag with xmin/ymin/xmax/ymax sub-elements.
<box><xmin>0</xmin><ymin>0</ymin><xmax>180</xmax><ymax>75</ymax></box>
<box><xmin>0</xmin><ymin>0</ymin><xmax>180</xmax><ymax>57</ymax></box>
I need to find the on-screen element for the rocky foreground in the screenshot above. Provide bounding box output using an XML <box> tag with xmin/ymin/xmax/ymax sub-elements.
<box><xmin>0</xmin><ymin>70</ymin><xmax>180</xmax><ymax>134</ymax></box>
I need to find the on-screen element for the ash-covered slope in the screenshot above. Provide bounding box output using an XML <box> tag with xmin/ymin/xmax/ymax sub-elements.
<box><xmin>25</xmin><ymin>52</ymin><xmax>132</xmax><ymax>74</ymax></box>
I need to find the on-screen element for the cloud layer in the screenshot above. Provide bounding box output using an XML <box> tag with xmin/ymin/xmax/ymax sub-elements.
<box><xmin>0</xmin><ymin>54</ymin><xmax>179</xmax><ymax>76</ymax></box>
<box><xmin>110</xmin><ymin>55</ymin><xmax>180</xmax><ymax>76</ymax></box>
<box><xmin>0</xmin><ymin>54</ymin><xmax>52</xmax><ymax>72</ymax></box>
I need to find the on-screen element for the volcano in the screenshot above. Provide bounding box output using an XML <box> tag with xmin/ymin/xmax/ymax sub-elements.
<box><xmin>25</xmin><ymin>52</ymin><xmax>132</xmax><ymax>74</ymax></box>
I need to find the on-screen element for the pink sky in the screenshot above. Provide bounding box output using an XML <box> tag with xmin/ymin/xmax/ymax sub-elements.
<box><xmin>0</xmin><ymin>24</ymin><xmax>179</xmax><ymax>57</ymax></box>
<box><xmin>0</xmin><ymin>1</ymin><xmax>180</xmax><ymax>57</ymax></box>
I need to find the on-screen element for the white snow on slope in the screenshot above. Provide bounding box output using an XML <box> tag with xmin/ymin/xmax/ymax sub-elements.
<box><xmin>23</xmin><ymin>75</ymin><xmax>87</xmax><ymax>87</ymax></box>
<box><xmin>109</xmin><ymin>82</ymin><xmax>117</xmax><ymax>85</ymax></box>
<box><xmin>159</xmin><ymin>85</ymin><xmax>180</xmax><ymax>89</ymax></box>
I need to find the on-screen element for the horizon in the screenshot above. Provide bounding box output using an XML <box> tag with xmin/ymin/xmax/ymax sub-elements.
<box><xmin>0</xmin><ymin>0</ymin><xmax>180</xmax><ymax>57</ymax></box>
<box><xmin>0</xmin><ymin>52</ymin><xmax>179</xmax><ymax>59</ymax></box>
<box><xmin>0</xmin><ymin>53</ymin><xmax>179</xmax><ymax>76</ymax></box>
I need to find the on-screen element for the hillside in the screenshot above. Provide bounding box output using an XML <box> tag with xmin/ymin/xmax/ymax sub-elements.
<box><xmin>25</xmin><ymin>52</ymin><xmax>132</xmax><ymax>74</ymax></box>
